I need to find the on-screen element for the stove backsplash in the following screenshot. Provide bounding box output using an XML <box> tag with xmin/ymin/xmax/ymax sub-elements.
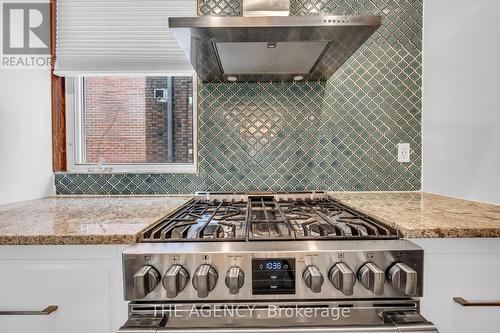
<box><xmin>55</xmin><ymin>0</ymin><xmax>422</xmax><ymax>195</ymax></box>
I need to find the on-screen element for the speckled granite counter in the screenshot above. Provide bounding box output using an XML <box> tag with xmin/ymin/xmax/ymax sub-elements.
<box><xmin>0</xmin><ymin>196</ymin><xmax>191</xmax><ymax>245</ymax></box>
<box><xmin>1</xmin><ymin>192</ymin><xmax>499</xmax><ymax>244</ymax></box>
<box><xmin>329</xmin><ymin>192</ymin><xmax>500</xmax><ymax>238</ymax></box>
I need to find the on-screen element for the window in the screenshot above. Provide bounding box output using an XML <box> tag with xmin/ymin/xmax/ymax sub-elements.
<box><xmin>66</xmin><ymin>75</ymin><xmax>197</xmax><ymax>173</ymax></box>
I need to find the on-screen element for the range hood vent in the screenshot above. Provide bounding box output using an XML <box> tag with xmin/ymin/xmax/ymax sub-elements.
<box><xmin>168</xmin><ymin>0</ymin><xmax>381</xmax><ymax>82</ymax></box>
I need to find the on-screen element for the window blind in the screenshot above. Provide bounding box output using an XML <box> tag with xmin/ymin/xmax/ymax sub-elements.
<box><xmin>54</xmin><ymin>0</ymin><xmax>196</xmax><ymax>76</ymax></box>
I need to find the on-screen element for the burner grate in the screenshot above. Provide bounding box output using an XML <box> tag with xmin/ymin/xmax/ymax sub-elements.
<box><xmin>247</xmin><ymin>196</ymin><xmax>295</xmax><ymax>240</ymax></box>
<box><xmin>142</xmin><ymin>200</ymin><xmax>247</xmax><ymax>242</ymax></box>
<box><xmin>281</xmin><ymin>198</ymin><xmax>398</xmax><ymax>240</ymax></box>
<box><xmin>141</xmin><ymin>194</ymin><xmax>400</xmax><ymax>242</ymax></box>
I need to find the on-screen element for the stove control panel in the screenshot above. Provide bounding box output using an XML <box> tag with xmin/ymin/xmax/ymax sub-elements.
<box><xmin>123</xmin><ymin>240</ymin><xmax>424</xmax><ymax>301</ymax></box>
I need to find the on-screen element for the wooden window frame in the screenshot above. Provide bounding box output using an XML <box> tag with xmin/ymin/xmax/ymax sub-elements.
<box><xmin>51</xmin><ymin>0</ymin><xmax>67</xmax><ymax>171</ymax></box>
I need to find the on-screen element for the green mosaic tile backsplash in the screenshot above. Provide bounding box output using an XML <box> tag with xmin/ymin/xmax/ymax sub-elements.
<box><xmin>55</xmin><ymin>0</ymin><xmax>422</xmax><ymax>195</ymax></box>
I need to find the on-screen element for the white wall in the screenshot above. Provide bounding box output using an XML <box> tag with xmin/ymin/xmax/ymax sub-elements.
<box><xmin>423</xmin><ymin>0</ymin><xmax>500</xmax><ymax>205</ymax></box>
<box><xmin>0</xmin><ymin>69</ymin><xmax>55</xmax><ymax>205</ymax></box>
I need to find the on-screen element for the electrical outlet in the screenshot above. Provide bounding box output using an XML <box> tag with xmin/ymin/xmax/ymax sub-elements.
<box><xmin>397</xmin><ymin>143</ymin><xmax>410</xmax><ymax>163</ymax></box>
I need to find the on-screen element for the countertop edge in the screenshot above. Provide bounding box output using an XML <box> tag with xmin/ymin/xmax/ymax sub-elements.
<box><xmin>0</xmin><ymin>234</ymin><xmax>140</xmax><ymax>245</ymax></box>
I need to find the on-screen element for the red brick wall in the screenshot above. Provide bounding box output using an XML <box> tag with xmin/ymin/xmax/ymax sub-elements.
<box><xmin>84</xmin><ymin>76</ymin><xmax>193</xmax><ymax>164</ymax></box>
<box><xmin>84</xmin><ymin>77</ymin><xmax>147</xmax><ymax>163</ymax></box>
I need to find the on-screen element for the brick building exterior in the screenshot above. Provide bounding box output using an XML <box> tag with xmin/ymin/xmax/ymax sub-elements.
<box><xmin>84</xmin><ymin>77</ymin><xmax>193</xmax><ymax>164</ymax></box>
<box><xmin>172</xmin><ymin>77</ymin><xmax>193</xmax><ymax>163</ymax></box>
<box><xmin>145</xmin><ymin>77</ymin><xmax>169</xmax><ymax>162</ymax></box>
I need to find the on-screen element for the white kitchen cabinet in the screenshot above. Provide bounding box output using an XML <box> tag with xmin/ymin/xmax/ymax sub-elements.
<box><xmin>413</xmin><ymin>238</ymin><xmax>500</xmax><ymax>333</ymax></box>
<box><xmin>0</xmin><ymin>245</ymin><xmax>128</xmax><ymax>333</ymax></box>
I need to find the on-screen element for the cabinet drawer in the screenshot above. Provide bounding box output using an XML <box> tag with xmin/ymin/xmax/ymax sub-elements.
<box><xmin>414</xmin><ymin>239</ymin><xmax>500</xmax><ymax>333</ymax></box>
<box><xmin>0</xmin><ymin>261</ymin><xmax>112</xmax><ymax>333</ymax></box>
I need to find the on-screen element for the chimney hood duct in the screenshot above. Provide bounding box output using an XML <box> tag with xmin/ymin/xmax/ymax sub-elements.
<box><xmin>168</xmin><ymin>0</ymin><xmax>381</xmax><ymax>82</ymax></box>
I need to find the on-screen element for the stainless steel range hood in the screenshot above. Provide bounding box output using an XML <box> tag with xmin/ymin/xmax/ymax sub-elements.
<box><xmin>168</xmin><ymin>0</ymin><xmax>381</xmax><ymax>82</ymax></box>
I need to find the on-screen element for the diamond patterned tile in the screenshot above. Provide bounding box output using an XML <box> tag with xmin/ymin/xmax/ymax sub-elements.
<box><xmin>55</xmin><ymin>0</ymin><xmax>422</xmax><ymax>195</ymax></box>
<box><xmin>199</xmin><ymin>0</ymin><xmax>242</xmax><ymax>16</ymax></box>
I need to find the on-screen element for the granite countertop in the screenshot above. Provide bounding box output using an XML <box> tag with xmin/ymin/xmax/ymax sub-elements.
<box><xmin>0</xmin><ymin>196</ymin><xmax>191</xmax><ymax>245</ymax></box>
<box><xmin>1</xmin><ymin>192</ymin><xmax>500</xmax><ymax>245</ymax></box>
<box><xmin>329</xmin><ymin>192</ymin><xmax>500</xmax><ymax>238</ymax></box>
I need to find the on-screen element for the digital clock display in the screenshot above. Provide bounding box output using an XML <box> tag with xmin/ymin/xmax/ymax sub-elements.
<box><xmin>265</xmin><ymin>261</ymin><xmax>282</xmax><ymax>270</ymax></box>
<box><xmin>256</xmin><ymin>260</ymin><xmax>290</xmax><ymax>271</ymax></box>
<box><xmin>252</xmin><ymin>258</ymin><xmax>296</xmax><ymax>295</ymax></box>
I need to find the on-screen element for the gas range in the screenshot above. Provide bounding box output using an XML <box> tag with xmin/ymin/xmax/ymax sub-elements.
<box><xmin>119</xmin><ymin>192</ymin><xmax>438</xmax><ymax>333</ymax></box>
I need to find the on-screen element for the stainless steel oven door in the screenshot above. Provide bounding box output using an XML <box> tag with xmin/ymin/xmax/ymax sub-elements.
<box><xmin>118</xmin><ymin>300</ymin><xmax>438</xmax><ymax>333</ymax></box>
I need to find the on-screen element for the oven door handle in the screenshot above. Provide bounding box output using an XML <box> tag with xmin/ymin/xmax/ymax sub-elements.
<box><xmin>152</xmin><ymin>325</ymin><xmax>439</xmax><ymax>333</ymax></box>
<box><xmin>118</xmin><ymin>323</ymin><xmax>439</xmax><ymax>333</ymax></box>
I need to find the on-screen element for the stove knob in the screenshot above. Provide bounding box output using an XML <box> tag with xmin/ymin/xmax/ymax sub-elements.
<box><xmin>358</xmin><ymin>263</ymin><xmax>385</xmax><ymax>295</ymax></box>
<box><xmin>225</xmin><ymin>266</ymin><xmax>245</xmax><ymax>294</ymax></box>
<box><xmin>329</xmin><ymin>263</ymin><xmax>356</xmax><ymax>296</ymax></box>
<box><xmin>133</xmin><ymin>265</ymin><xmax>160</xmax><ymax>299</ymax></box>
<box><xmin>162</xmin><ymin>264</ymin><xmax>190</xmax><ymax>298</ymax></box>
<box><xmin>192</xmin><ymin>264</ymin><xmax>218</xmax><ymax>298</ymax></box>
<box><xmin>303</xmin><ymin>265</ymin><xmax>324</xmax><ymax>293</ymax></box>
<box><xmin>388</xmin><ymin>263</ymin><xmax>418</xmax><ymax>296</ymax></box>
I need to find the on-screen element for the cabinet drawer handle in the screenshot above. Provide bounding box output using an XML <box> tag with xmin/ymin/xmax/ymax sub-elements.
<box><xmin>0</xmin><ymin>305</ymin><xmax>58</xmax><ymax>315</ymax></box>
<box><xmin>454</xmin><ymin>297</ymin><xmax>500</xmax><ymax>307</ymax></box>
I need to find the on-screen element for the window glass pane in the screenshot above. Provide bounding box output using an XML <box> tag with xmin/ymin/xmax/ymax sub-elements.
<box><xmin>82</xmin><ymin>76</ymin><xmax>194</xmax><ymax>164</ymax></box>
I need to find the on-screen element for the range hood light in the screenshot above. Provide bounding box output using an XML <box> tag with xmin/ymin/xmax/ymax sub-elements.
<box><xmin>293</xmin><ymin>75</ymin><xmax>304</xmax><ymax>81</ymax></box>
<box><xmin>227</xmin><ymin>76</ymin><xmax>238</xmax><ymax>82</ymax></box>
<box><xmin>267</xmin><ymin>42</ymin><xmax>277</xmax><ymax>49</ymax></box>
